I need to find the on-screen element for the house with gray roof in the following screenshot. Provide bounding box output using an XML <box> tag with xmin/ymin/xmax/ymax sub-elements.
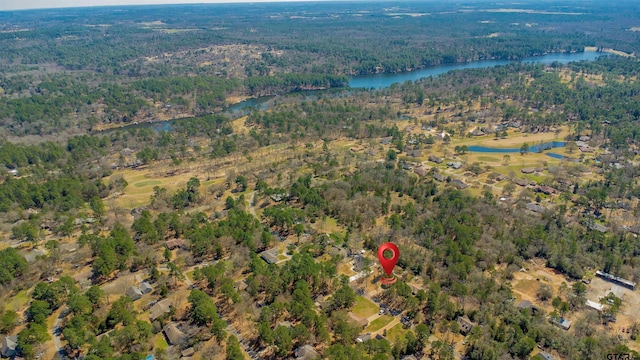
<box><xmin>126</xmin><ymin>286</ymin><xmax>143</xmax><ymax>301</ymax></box>
<box><xmin>260</xmin><ymin>248</ymin><xmax>279</xmax><ymax>264</ymax></box>
<box><xmin>295</xmin><ymin>344</ymin><xmax>319</xmax><ymax>360</ymax></box>
<box><xmin>139</xmin><ymin>282</ymin><xmax>152</xmax><ymax>294</ymax></box>
<box><xmin>1</xmin><ymin>335</ymin><xmax>17</xmax><ymax>358</ymax></box>
<box><xmin>149</xmin><ymin>299</ymin><xmax>172</xmax><ymax>321</ymax></box>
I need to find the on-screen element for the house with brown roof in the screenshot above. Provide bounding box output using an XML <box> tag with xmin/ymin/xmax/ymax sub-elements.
<box><xmin>451</xmin><ymin>179</ymin><xmax>468</xmax><ymax>189</ymax></box>
<box><xmin>414</xmin><ymin>167</ymin><xmax>428</xmax><ymax>177</ymax></box>
<box><xmin>163</xmin><ymin>323</ymin><xmax>187</xmax><ymax>345</ymax></box>
<box><xmin>457</xmin><ymin>316</ymin><xmax>476</xmax><ymax>335</ymax></box>
<box><xmin>535</xmin><ymin>185</ymin><xmax>556</xmax><ymax>195</ymax></box>
<box><xmin>348</xmin><ymin>312</ymin><xmax>369</xmax><ymax>329</ymax></box>
<box><xmin>433</xmin><ymin>173</ymin><xmax>447</xmax><ymax>182</ymax></box>
<box><xmin>514</xmin><ymin>178</ymin><xmax>529</xmax><ymax>187</ymax></box>
<box><xmin>295</xmin><ymin>344</ymin><xmax>319</xmax><ymax>360</ymax></box>
<box><xmin>165</xmin><ymin>238</ymin><xmax>185</xmax><ymax>250</ymax></box>
<box><xmin>149</xmin><ymin>299</ymin><xmax>172</xmax><ymax>321</ymax></box>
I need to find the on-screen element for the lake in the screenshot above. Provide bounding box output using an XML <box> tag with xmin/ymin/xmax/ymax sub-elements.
<box><xmin>230</xmin><ymin>51</ymin><xmax>606</xmax><ymax>111</ymax></box>
<box><xmin>467</xmin><ymin>141</ymin><xmax>566</xmax><ymax>153</ymax></box>
<box><xmin>349</xmin><ymin>51</ymin><xmax>605</xmax><ymax>89</ymax></box>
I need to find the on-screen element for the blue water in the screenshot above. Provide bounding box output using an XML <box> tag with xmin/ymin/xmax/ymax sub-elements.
<box><xmin>467</xmin><ymin>141</ymin><xmax>566</xmax><ymax>153</ymax></box>
<box><xmin>349</xmin><ymin>51</ymin><xmax>605</xmax><ymax>89</ymax></box>
<box><xmin>546</xmin><ymin>152</ymin><xmax>565</xmax><ymax>159</ymax></box>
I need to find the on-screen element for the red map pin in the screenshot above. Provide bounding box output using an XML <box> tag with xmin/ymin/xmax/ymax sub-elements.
<box><xmin>377</xmin><ymin>242</ymin><xmax>399</xmax><ymax>285</ymax></box>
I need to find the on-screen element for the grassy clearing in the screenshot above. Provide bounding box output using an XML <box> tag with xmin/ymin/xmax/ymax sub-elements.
<box><xmin>386</xmin><ymin>323</ymin><xmax>410</xmax><ymax>344</ymax></box>
<box><xmin>477</xmin><ymin>156</ymin><xmax>500</xmax><ymax>162</ymax></box>
<box><xmin>133</xmin><ymin>180</ymin><xmax>162</xmax><ymax>188</ymax></box>
<box><xmin>154</xmin><ymin>333</ymin><xmax>169</xmax><ymax>351</ymax></box>
<box><xmin>365</xmin><ymin>315</ymin><xmax>394</xmax><ymax>333</ymax></box>
<box><xmin>7</xmin><ymin>290</ymin><xmax>30</xmax><ymax>312</ymax></box>
<box><xmin>351</xmin><ymin>296</ymin><xmax>379</xmax><ymax>319</ymax></box>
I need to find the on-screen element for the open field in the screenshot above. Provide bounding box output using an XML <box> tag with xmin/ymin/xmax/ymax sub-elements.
<box><xmin>365</xmin><ymin>315</ymin><xmax>394</xmax><ymax>332</ymax></box>
<box><xmin>6</xmin><ymin>290</ymin><xmax>30</xmax><ymax>312</ymax></box>
<box><xmin>386</xmin><ymin>323</ymin><xmax>410</xmax><ymax>344</ymax></box>
<box><xmin>351</xmin><ymin>296</ymin><xmax>379</xmax><ymax>319</ymax></box>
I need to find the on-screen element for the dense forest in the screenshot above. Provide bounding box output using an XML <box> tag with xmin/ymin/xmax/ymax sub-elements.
<box><xmin>0</xmin><ymin>1</ymin><xmax>639</xmax><ymax>136</ymax></box>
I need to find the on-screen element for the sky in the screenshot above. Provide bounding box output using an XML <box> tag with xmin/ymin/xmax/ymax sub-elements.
<box><xmin>0</xmin><ymin>0</ymin><xmax>323</xmax><ymax>11</ymax></box>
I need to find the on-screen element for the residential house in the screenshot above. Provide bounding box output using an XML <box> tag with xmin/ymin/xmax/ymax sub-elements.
<box><xmin>406</xmin><ymin>149</ymin><xmax>422</xmax><ymax>157</ymax></box>
<box><xmin>414</xmin><ymin>167</ymin><xmax>428</xmax><ymax>177</ymax></box>
<box><xmin>526</xmin><ymin>203</ymin><xmax>547</xmax><ymax>213</ymax></box>
<box><xmin>588</xmin><ymin>223</ymin><xmax>608</xmax><ymax>233</ymax></box>
<box><xmin>163</xmin><ymin>323</ymin><xmax>187</xmax><ymax>345</ymax></box>
<box><xmin>514</xmin><ymin>178</ymin><xmax>529</xmax><ymax>187</ymax></box>
<box><xmin>149</xmin><ymin>299</ymin><xmax>172</xmax><ymax>321</ymax></box>
<box><xmin>585</xmin><ymin>300</ymin><xmax>604</xmax><ymax>312</ymax></box>
<box><xmin>348</xmin><ymin>312</ymin><xmax>369</xmax><ymax>329</ymax></box>
<box><xmin>181</xmin><ymin>348</ymin><xmax>195</xmax><ymax>358</ymax></box>
<box><xmin>328</xmin><ymin>246</ymin><xmax>347</xmax><ymax>258</ymax></box>
<box><xmin>520</xmin><ymin>167</ymin><xmax>536</xmax><ymax>174</ymax></box>
<box><xmin>165</xmin><ymin>238</ymin><xmax>185</xmax><ymax>250</ymax></box>
<box><xmin>457</xmin><ymin>316</ymin><xmax>476</xmax><ymax>335</ymax></box>
<box><xmin>366</xmin><ymin>148</ymin><xmax>378</xmax><ymax>157</ymax></box>
<box><xmin>550</xmin><ymin>317</ymin><xmax>571</xmax><ymax>330</ymax></box>
<box><xmin>433</xmin><ymin>173</ymin><xmax>447</xmax><ymax>182</ymax></box>
<box><xmin>352</xmin><ymin>255</ymin><xmax>368</xmax><ymax>272</ymax></box>
<box><xmin>538</xmin><ymin>352</ymin><xmax>557</xmax><ymax>360</ymax></box>
<box><xmin>517</xmin><ymin>300</ymin><xmax>539</xmax><ymax>315</ymax></box>
<box><xmin>139</xmin><ymin>282</ymin><xmax>152</xmax><ymax>294</ymax></box>
<box><xmin>535</xmin><ymin>185</ymin><xmax>556</xmax><ymax>195</ymax></box>
<box><xmin>429</xmin><ymin>155</ymin><xmax>443</xmax><ymax>164</ymax></box>
<box><xmin>270</xmin><ymin>193</ymin><xmax>289</xmax><ymax>202</ymax></box>
<box><xmin>400</xmin><ymin>163</ymin><xmax>413</xmax><ymax>171</ymax></box>
<box><xmin>579</xmin><ymin>135</ymin><xmax>591</xmax><ymax>142</ymax></box>
<box><xmin>446</xmin><ymin>161</ymin><xmax>462</xmax><ymax>169</ymax></box>
<box><xmin>260</xmin><ymin>248</ymin><xmax>279</xmax><ymax>264</ymax></box>
<box><xmin>126</xmin><ymin>286</ymin><xmax>143</xmax><ymax>301</ymax></box>
<box><xmin>1</xmin><ymin>335</ymin><xmax>17</xmax><ymax>358</ymax></box>
<box><xmin>402</xmin><ymin>356</ymin><xmax>418</xmax><ymax>360</ymax></box>
<box><xmin>595</xmin><ymin>270</ymin><xmax>636</xmax><ymax>290</ymax></box>
<box><xmin>380</xmin><ymin>136</ymin><xmax>393</xmax><ymax>145</ymax></box>
<box><xmin>295</xmin><ymin>344</ymin><xmax>319</xmax><ymax>360</ymax></box>
<box><xmin>356</xmin><ymin>333</ymin><xmax>372</xmax><ymax>343</ymax></box>
<box><xmin>451</xmin><ymin>179</ymin><xmax>468</xmax><ymax>190</ymax></box>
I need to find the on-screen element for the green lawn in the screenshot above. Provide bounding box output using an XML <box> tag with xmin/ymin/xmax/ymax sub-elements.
<box><xmin>154</xmin><ymin>333</ymin><xmax>169</xmax><ymax>351</ymax></box>
<box><xmin>329</xmin><ymin>232</ymin><xmax>343</xmax><ymax>243</ymax></box>
<box><xmin>365</xmin><ymin>315</ymin><xmax>393</xmax><ymax>333</ymax></box>
<box><xmin>351</xmin><ymin>296</ymin><xmax>379</xmax><ymax>319</ymax></box>
<box><xmin>386</xmin><ymin>323</ymin><xmax>410</xmax><ymax>344</ymax></box>
<box><xmin>133</xmin><ymin>180</ymin><xmax>162</xmax><ymax>188</ymax></box>
<box><xmin>7</xmin><ymin>290</ymin><xmax>30</xmax><ymax>312</ymax></box>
